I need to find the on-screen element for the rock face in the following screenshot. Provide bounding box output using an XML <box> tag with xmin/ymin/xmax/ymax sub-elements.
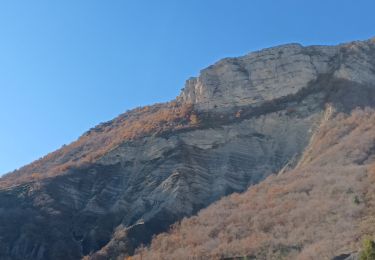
<box><xmin>178</xmin><ymin>39</ymin><xmax>375</xmax><ymax>110</ymax></box>
<box><xmin>0</xmin><ymin>37</ymin><xmax>375</xmax><ymax>260</ymax></box>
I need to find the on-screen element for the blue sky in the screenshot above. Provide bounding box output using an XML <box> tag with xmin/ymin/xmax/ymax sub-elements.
<box><xmin>1</xmin><ymin>0</ymin><xmax>374</xmax><ymax>175</ymax></box>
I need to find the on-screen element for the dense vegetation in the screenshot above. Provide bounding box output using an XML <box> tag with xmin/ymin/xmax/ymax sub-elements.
<box><xmin>131</xmin><ymin>108</ymin><xmax>375</xmax><ymax>259</ymax></box>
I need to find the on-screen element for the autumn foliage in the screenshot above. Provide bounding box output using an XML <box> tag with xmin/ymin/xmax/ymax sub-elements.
<box><xmin>0</xmin><ymin>101</ymin><xmax>198</xmax><ymax>187</ymax></box>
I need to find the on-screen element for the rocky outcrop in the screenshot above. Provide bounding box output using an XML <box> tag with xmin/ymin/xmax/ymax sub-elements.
<box><xmin>1</xmin><ymin>37</ymin><xmax>375</xmax><ymax>260</ymax></box>
<box><xmin>178</xmin><ymin>39</ymin><xmax>375</xmax><ymax>110</ymax></box>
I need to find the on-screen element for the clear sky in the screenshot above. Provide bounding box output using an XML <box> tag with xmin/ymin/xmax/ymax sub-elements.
<box><xmin>0</xmin><ymin>0</ymin><xmax>374</xmax><ymax>175</ymax></box>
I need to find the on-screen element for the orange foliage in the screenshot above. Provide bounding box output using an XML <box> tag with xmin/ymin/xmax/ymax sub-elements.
<box><xmin>0</xmin><ymin>102</ymin><xmax>198</xmax><ymax>187</ymax></box>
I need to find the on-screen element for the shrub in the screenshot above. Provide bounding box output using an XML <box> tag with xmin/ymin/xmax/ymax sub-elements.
<box><xmin>189</xmin><ymin>113</ymin><xmax>199</xmax><ymax>125</ymax></box>
<box><xmin>360</xmin><ymin>237</ymin><xmax>375</xmax><ymax>260</ymax></box>
<box><xmin>354</xmin><ymin>195</ymin><xmax>361</xmax><ymax>205</ymax></box>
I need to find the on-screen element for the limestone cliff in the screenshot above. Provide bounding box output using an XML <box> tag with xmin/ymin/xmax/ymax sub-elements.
<box><xmin>179</xmin><ymin>39</ymin><xmax>375</xmax><ymax>110</ymax></box>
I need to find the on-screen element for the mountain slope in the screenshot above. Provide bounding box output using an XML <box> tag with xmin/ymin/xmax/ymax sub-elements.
<box><xmin>133</xmin><ymin>108</ymin><xmax>375</xmax><ymax>259</ymax></box>
<box><xmin>0</xmin><ymin>37</ymin><xmax>375</xmax><ymax>260</ymax></box>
